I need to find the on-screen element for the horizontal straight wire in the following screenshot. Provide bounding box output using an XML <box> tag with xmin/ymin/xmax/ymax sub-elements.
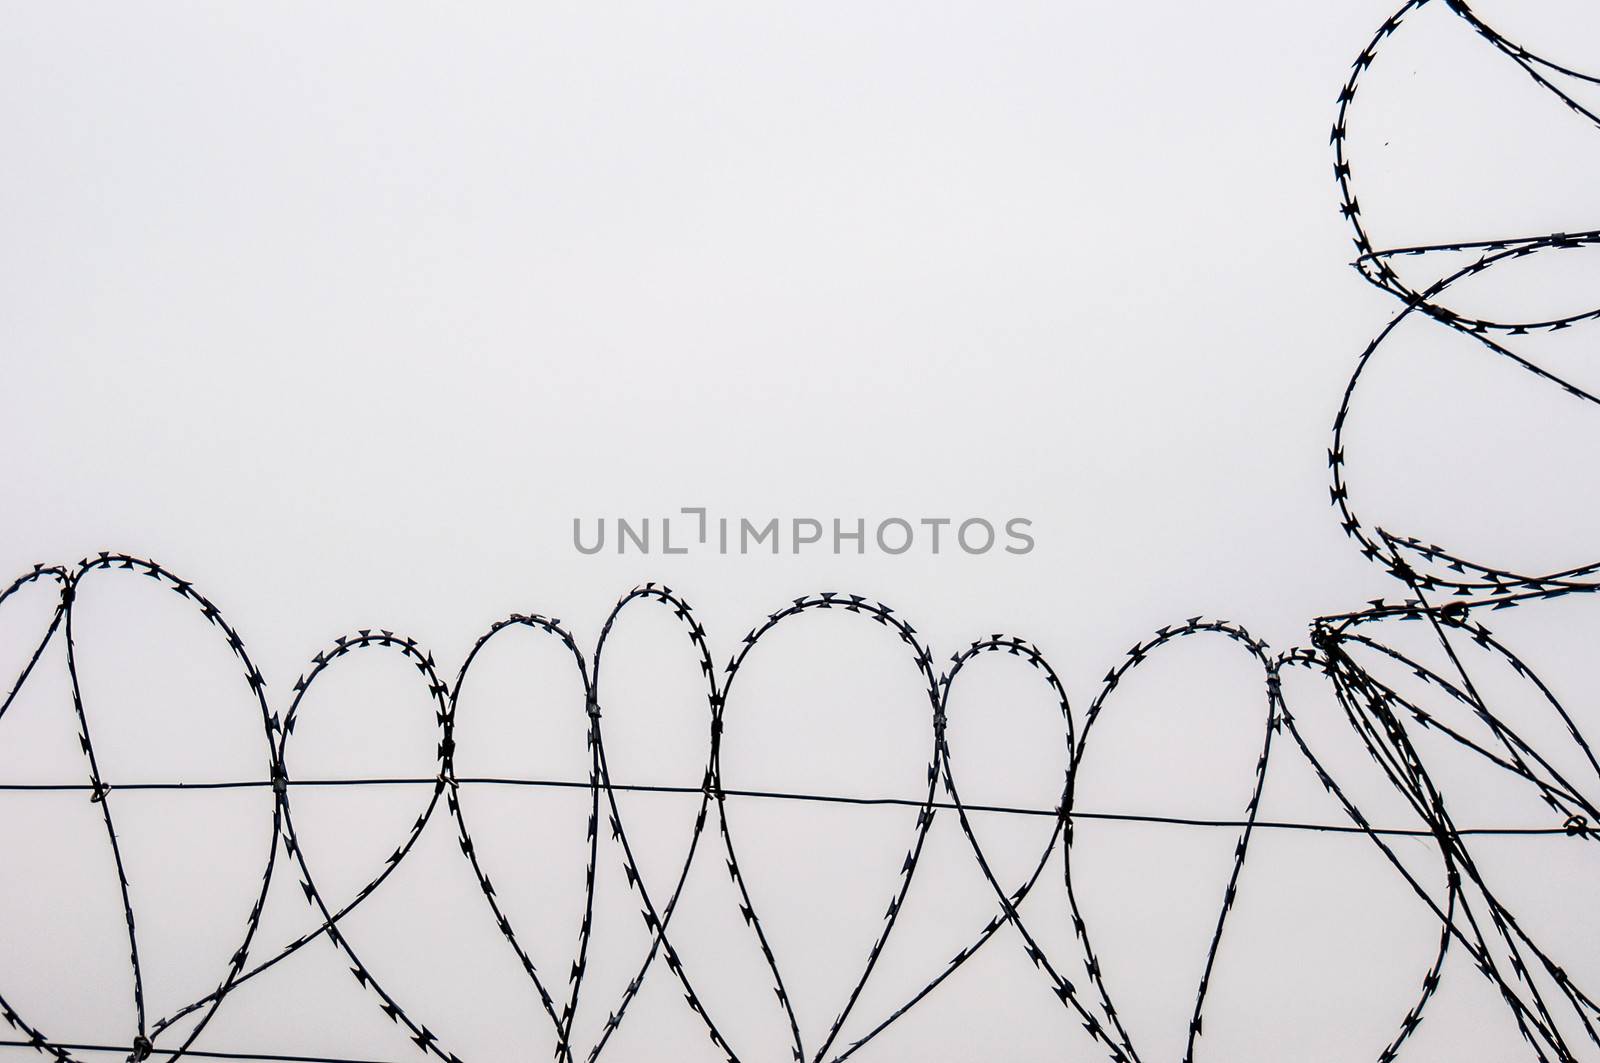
<box><xmin>0</xmin><ymin>776</ymin><xmax>1574</xmax><ymax>838</ymax></box>
<box><xmin>0</xmin><ymin>1038</ymin><xmax>401</xmax><ymax>1063</ymax></box>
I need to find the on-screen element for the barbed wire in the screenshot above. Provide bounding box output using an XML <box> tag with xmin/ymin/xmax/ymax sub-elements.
<box><xmin>3</xmin><ymin>1</ymin><xmax>1599</xmax><ymax>1061</ymax></box>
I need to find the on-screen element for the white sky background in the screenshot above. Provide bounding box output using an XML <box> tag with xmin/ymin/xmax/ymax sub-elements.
<box><xmin>2</xmin><ymin>2</ymin><xmax>1600</xmax><ymax>1061</ymax></box>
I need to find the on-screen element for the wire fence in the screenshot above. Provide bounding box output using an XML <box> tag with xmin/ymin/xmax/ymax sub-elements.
<box><xmin>5</xmin><ymin>2</ymin><xmax>1600</xmax><ymax>1061</ymax></box>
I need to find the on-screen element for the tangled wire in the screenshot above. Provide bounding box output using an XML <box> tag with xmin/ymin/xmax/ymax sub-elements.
<box><xmin>2</xmin><ymin>2</ymin><xmax>1599</xmax><ymax>1061</ymax></box>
